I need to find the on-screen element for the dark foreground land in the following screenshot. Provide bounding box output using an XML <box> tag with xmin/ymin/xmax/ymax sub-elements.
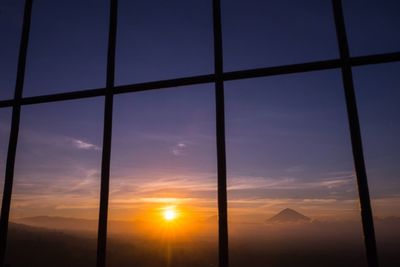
<box><xmin>4</xmin><ymin>218</ymin><xmax>400</xmax><ymax>267</ymax></box>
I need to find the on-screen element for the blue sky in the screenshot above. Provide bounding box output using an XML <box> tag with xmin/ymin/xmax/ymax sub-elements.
<box><xmin>0</xmin><ymin>0</ymin><xmax>399</xmax><ymax>224</ymax></box>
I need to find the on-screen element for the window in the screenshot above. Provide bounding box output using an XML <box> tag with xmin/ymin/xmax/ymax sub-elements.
<box><xmin>0</xmin><ymin>0</ymin><xmax>399</xmax><ymax>267</ymax></box>
<box><xmin>222</xmin><ymin>0</ymin><xmax>338</xmax><ymax>70</ymax></box>
<box><xmin>0</xmin><ymin>0</ymin><xmax>24</xmax><ymax>100</ymax></box>
<box><xmin>6</xmin><ymin>99</ymin><xmax>103</xmax><ymax>266</ymax></box>
<box><xmin>116</xmin><ymin>0</ymin><xmax>213</xmax><ymax>85</ymax></box>
<box><xmin>23</xmin><ymin>0</ymin><xmax>109</xmax><ymax>96</ymax></box>
<box><xmin>354</xmin><ymin>62</ymin><xmax>400</xmax><ymax>266</ymax></box>
<box><xmin>225</xmin><ymin>71</ymin><xmax>366</xmax><ymax>267</ymax></box>
<box><xmin>343</xmin><ymin>0</ymin><xmax>400</xmax><ymax>56</ymax></box>
<box><xmin>108</xmin><ymin>85</ymin><xmax>217</xmax><ymax>266</ymax></box>
<box><xmin>0</xmin><ymin>109</ymin><xmax>12</xmax><ymax>212</ymax></box>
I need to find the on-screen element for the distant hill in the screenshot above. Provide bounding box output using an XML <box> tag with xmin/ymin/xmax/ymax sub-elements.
<box><xmin>6</xmin><ymin>222</ymin><xmax>97</xmax><ymax>267</ymax></box>
<box><xmin>13</xmin><ymin>216</ymin><xmax>98</xmax><ymax>233</ymax></box>
<box><xmin>266</xmin><ymin>208</ymin><xmax>311</xmax><ymax>223</ymax></box>
<box><xmin>12</xmin><ymin>216</ymin><xmax>145</xmax><ymax>235</ymax></box>
<box><xmin>6</xmin><ymin>222</ymin><xmax>217</xmax><ymax>267</ymax></box>
<box><xmin>6</xmin><ymin>215</ymin><xmax>400</xmax><ymax>267</ymax></box>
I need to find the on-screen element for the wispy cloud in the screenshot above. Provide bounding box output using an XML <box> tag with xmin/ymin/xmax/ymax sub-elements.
<box><xmin>228</xmin><ymin>172</ymin><xmax>354</xmax><ymax>191</ymax></box>
<box><xmin>171</xmin><ymin>141</ymin><xmax>190</xmax><ymax>156</ymax></box>
<box><xmin>139</xmin><ymin>197</ymin><xmax>194</xmax><ymax>203</ymax></box>
<box><xmin>70</xmin><ymin>138</ymin><xmax>101</xmax><ymax>151</ymax></box>
<box><xmin>110</xmin><ymin>174</ymin><xmax>217</xmax><ymax>197</ymax></box>
<box><xmin>18</xmin><ymin>126</ymin><xmax>101</xmax><ymax>153</ymax></box>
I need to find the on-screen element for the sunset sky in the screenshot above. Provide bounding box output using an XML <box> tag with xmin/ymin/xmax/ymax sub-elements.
<box><xmin>0</xmin><ymin>0</ymin><xmax>399</xmax><ymax>233</ymax></box>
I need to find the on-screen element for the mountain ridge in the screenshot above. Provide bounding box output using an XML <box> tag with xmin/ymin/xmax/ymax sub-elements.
<box><xmin>266</xmin><ymin>208</ymin><xmax>311</xmax><ymax>223</ymax></box>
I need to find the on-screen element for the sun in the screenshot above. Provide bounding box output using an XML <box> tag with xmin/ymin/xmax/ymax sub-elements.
<box><xmin>163</xmin><ymin>207</ymin><xmax>178</xmax><ymax>221</ymax></box>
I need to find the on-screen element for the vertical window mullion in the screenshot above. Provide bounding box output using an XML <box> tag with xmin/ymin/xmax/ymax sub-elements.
<box><xmin>213</xmin><ymin>0</ymin><xmax>229</xmax><ymax>267</ymax></box>
<box><xmin>0</xmin><ymin>0</ymin><xmax>33</xmax><ymax>265</ymax></box>
<box><xmin>96</xmin><ymin>0</ymin><xmax>118</xmax><ymax>267</ymax></box>
<box><xmin>332</xmin><ymin>0</ymin><xmax>379</xmax><ymax>266</ymax></box>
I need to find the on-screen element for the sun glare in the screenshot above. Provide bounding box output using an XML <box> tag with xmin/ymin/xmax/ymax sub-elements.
<box><xmin>163</xmin><ymin>207</ymin><xmax>177</xmax><ymax>221</ymax></box>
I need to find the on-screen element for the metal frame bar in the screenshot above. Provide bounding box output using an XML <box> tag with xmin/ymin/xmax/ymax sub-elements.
<box><xmin>96</xmin><ymin>0</ymin><xmax>118</xmax><ymax>267</ymax></box>
<box><xmin>1</xmin><ymin>52</ymin><xmax>399</xmax><ymax>108</ymax></box>
<box><xmin>332</xmin><ymin>1</ymin><xmax>379</xmax><ymax>266</ymax></box>
<box><xmin>0</xmin><ymin>0</ymin><xmax>399</xmax><ymax>266</ymax></box>
<box><xmin>213</xmin><ymin>0</ymin><xmax>229</xmax><ymax>267</ymax></box>
<box><xmin>0</xmin><ymin>0</ymin><xmax>33</xmax><ymax>266</ymax></box>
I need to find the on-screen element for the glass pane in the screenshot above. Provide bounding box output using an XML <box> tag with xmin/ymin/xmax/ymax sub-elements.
<box><xmin>343</xmin><ymin>0</ymin><xmax>400</xmax><ymax>56</ymax></box>
<box><xmin>0</xmin><ymin>108</ymin><xmax>12</xmax><ymax>213</ymax></box>
<box><xmin>225</xmin><ymin>71</ymin><xmax>367</xmax><ymax>267</ymax></box>
<box><xmin>5</xmin><ymin>99</ymin><xmax>103</xmax><ymax>267</ymax></box>
<box><xmin>354</xmin><ymin>62</ymin><xmax>400</xmax><ymax>266</ymax></box>
<box><xmin>222</xmin><ymin>0</ymin><xmax>338</xmax><ymax>71</ymax></box>
<box><xmin>0</xmin><ymin>0</ymin><xmax>24</xmax><ymax>100</ymax></box>
<box><xmin>23</xmin><ymin>0</ymin><xmax>109</xmax><ymax>96</ymax></box>
<box><xmin>116</xmin><ymin>0</ymin><xmax>213</xmax><ymax>85</ymax></box>
<box><xmin>108</xmin><ymin>85</ymin><xmax>218</xmax><ymax>267</ymax></box>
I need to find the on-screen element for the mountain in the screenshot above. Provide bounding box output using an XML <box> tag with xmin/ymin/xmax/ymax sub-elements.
<box><xmin>14</xmin><ymin>216</ymin><xmax>98</xmax><ymax>233</ymax></box>
<box><xmin>7</xmin><ymin>222</ymin><xmax>97</xmax><ymax>267</ymax></box>
<box><xmin>266</xmin><ymin>208</ymin><xmax>311</xmax><ymax>223</ymax></box>
<box><xmin>12</xmin><ymin>216</ymin><xmax>146</xmax><ymax>235</ymax></box>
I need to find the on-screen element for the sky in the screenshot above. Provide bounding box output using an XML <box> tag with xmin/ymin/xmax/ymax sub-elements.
<box><xmin>0</xmin><ymin>0</ymin><xmax>399</xmax><ymax>241</ymax></box>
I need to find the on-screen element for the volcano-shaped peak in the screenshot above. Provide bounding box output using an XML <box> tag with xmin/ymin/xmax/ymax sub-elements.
<box><xmin>267</xmin><ymin>208</ymin><xmax>311</xmax><ymax>223</ymax></box>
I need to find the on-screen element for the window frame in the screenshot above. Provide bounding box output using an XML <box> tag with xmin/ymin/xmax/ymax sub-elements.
<box><xmin>1</xmin><ymin>0</ymin><xmax>399</xmax><ymax>266</ymax></box>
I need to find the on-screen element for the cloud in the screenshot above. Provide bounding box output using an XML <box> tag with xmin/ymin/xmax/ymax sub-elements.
<box><xmin>302</xmin><ymin>198</ymin><xmax>338</xmax><ymax>204</ymax></box>
<box><xmin>139</xmin><ymin>197</ymin><xmax>193</xmax><ymax>203</ymax></box>
<box><xmin>110</xmin><ymin>174</ymin><xmax>217</xmax><ymax>198</ymax></box>
<box><xmin>170</xmin><ymin>141</ymin><xmax>190</xmax><ymax>156</ymax></box>
<box><xmin>70</xmin><ymin>138</ymin><xmax>101</xmax><ymax>151</ymax></box>
<box><xmin>17</xmin><ymin>126</ymin><xmax>102</xmax><ymax>153</ymax></box>
<box><xmin>228</xmin><ymin>172</ymin><xmax>355</xmax><ymax>191</ymax></box>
